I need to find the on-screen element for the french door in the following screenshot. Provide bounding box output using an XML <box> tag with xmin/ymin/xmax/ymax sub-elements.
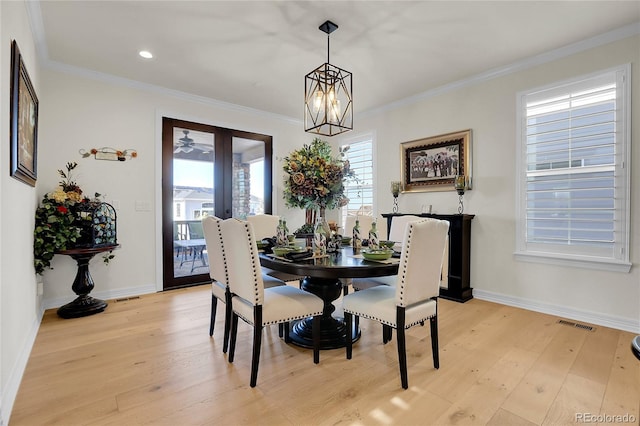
<box><xmin>161</xmin><ymin>117</ymin><xmax>273</xmax><ymax>290</ymax></box>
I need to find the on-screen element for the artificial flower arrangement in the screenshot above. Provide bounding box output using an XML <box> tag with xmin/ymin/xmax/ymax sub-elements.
<box><xmin>282</xmin><ymin>138</ymin><xmax>356</xmax><ymax>233</ymax></box>
<box><xmin>34</xmin><ymin>162</ymin><xmax>117</xmax><ymax>275</ymax></box>
<box><xmin>79</xmin><ymin>147</ymin><xmax>137</xmax><ymax>161</ymax></box>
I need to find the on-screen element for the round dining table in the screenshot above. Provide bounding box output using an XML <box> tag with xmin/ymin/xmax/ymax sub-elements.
<box><xmin>259</xmin><ymin>247</ymin><xmax>399</xmax><ymax>349</ymax></box>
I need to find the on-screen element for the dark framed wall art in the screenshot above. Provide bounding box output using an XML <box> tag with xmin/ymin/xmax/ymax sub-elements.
<box><xmin>10</xmin><ymin>40</ymin><xmax>39</xmax><ymax>186</ymax></box>
<box><xmin>400</xmin><ymin>129</ymin><xmax>472</xmax><ymax>192</ymax></box>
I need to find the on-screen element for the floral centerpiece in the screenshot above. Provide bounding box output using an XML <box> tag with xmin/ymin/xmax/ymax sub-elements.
<box><xmin>34</xmin><ymin>162</ymin><xmax>116</xmax><ymax>274</ymax></box>
<box><xmin>282</xmin><ymin>138</ymin><xmax>356</xmax><ymax>233</ymax></box>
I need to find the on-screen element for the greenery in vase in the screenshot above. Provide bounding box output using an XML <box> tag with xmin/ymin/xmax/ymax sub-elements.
<box><xmin>282</xmin><ymin>138</ymin><xmax>357</xmax><ymax>232</ymax></box>
<box><xmin>33</xmin><ymin>162</ymin><xmax>114</xmax><ymax>275</ymax></box>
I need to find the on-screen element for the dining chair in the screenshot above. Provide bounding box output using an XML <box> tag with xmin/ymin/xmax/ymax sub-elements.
<box><xmin>221</xmin><ymin>218</ymin><xmax>324</xmax><ymax>387</ymax></box>
<box><xmin>202</xmin><ymin>216</ymin><xmax>232</xmax><ymax>352</ymax></box>
<box><xmin>246</xmin><ymin>214</ymin><xmax>279</xmax><ymax>240</ymax></box>
<box><xmin>342</xmin><ymin>218</ymin><xmax>450</xmax><ymax>389</ymax></box>
<box><xmin>202</xmin><ymin>216</ymin><xmax>286</xmax><ymax>353</ymax></box>
<box><xmin>387</xmin><ymin>215</ymin><xmax>421</xmax><ymax>247</ymax></box>
<box><xmin>173</xmin><ymin>222</ymin><xmax>184</xmax><ymax>259</ymax></box>
<box><xmin>247</xmin><ymin>214</ymin><xmax>305</xmax><ymax>284</ymax></box>
<box><xmin>178</xmin><ymin>220</ymin><xmax>208</xmax><ymax>273</ymax></box>
<box><xmin>343</xmin><ymin>215</ymin><xmax>375</xmax><ymax>240</ymax></box>
<box><xmin>349</xmin><ymin>215</ymin><xmax>422</xmax><ymax>293</ymax></box>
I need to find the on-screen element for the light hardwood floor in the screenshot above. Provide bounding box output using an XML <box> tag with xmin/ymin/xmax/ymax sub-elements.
<box><xmin>10</xmin><ymin>284</ymin><xmax>640</xmax><ymax>425</ymax></box>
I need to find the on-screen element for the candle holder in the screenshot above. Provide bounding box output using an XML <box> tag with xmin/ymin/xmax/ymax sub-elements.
<box><xmin>390</xmin><ymin>181</ymin><xmax>401</xmax><ymax>213</ymax></box>
<box><xmin>454</xmin><ymin>175</ymin><xmax>466</xmax><ymax>214</ymax></box>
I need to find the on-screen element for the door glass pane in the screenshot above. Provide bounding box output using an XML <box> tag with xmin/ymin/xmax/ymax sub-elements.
<box><xmin>232</xmin><ymin>137</ymin><xmax>265</xmax><ymax>219</ymax></box>
<box><xmin>172</xmin><ymin>127</ymin><xmax>214</xmax><ymax>278</ymax></box>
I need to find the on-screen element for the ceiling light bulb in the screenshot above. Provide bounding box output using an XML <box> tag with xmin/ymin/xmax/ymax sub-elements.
<box><xmin>314</xmin><ymin>90</ymin><xmax>324</xmax><ymax>112</ymax></box>
<box><xmin>139</xmin><ymin>50</ymin><xmax>153</xmax><ymax>59</ymax></box>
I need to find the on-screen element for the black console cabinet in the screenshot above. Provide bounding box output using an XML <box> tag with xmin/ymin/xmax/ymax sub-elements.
<box><xmin>382</xmin><ymin>213</ymin><xmax>474</xmax><ymax>302</ymax></box>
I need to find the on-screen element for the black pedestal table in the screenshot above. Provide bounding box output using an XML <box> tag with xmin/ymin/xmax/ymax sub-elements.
<box><xmin>56</xmin><ymin>244</ymin><xmax>119</xmax><ymax>319</ymax></box>
<box><xmin>259</xmin><ymin>247</ymin><xmax>398</xmax><ymax>349</ymax></box>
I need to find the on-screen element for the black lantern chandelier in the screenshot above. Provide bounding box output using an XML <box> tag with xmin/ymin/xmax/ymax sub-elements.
<box><xmin>304</xmin><ymin>20</ymin><xmax>353</xmax><ymax>136</ymax></box>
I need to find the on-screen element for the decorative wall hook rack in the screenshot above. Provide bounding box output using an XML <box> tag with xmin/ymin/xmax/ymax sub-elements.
<box><xmin>80</xmin><ymin>147</ymin><xmax>137</xmax><ymax>161</ymax></box>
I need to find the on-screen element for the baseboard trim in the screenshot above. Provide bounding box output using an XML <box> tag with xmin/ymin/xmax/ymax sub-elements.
<box><xmin>1</xmin><ymin>311</ymin><xmax>43</xmax><ymax>426</ymax></box>
<box><xmin>473</xmin><ymin>289</ymin><xmax>640</xmax><ymax>334</ymax></box>
<box><xmin>43</xmin><ymin>284</ymin><xmax>158</xmax><ymax>311</ymax></box>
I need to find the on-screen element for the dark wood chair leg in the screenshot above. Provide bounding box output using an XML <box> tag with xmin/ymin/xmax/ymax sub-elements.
<box><xmin>312</xmin><ymin>315</ymin><xmax>320</xmax><ymax>364</ymax></box>
<box><xmin>283</xmin><ymin>321</ymin><xmax>291</xmax><ymax>343</ymax></box>
<box><xmin>249</xmin><ymin>306</ymin><xmax>263</xmax><ymax>388</ymax></box>
<box><xmin>222</xmin><ymin>290</ymin><xmax>232</xmax><ymax>353</ymax></box>
<box><xmin>383</xmin><ymin>325</ymin><xmax>394</xmax><ymax>343</ymax></box>
<box><xmin>383</xmin><ymin>324</ymin><xmax>393</xmax><ymax>343</ymax></box>
<box><xmin>209</xmin><ymin>294</ymin><xmax>217</xmax><ymax>336</ymax></box>
<box><xmin>345</xmin><ymin>312</ymin><xmax>353</xmax><ymax>359</ymax></box>
<box><xmin>228</xmin><ymin>312</ymin><xmax>239</xmax><ymax>363</ymax></box>
<box><xmin>430</xmin><ymin>315</ymin><xmax>439</xmax><ymax>369</ymax></box>
<box><xmin>396</xmin><ymin>307</ymin><xmax>408</xmax><ymax>389</ymax></box>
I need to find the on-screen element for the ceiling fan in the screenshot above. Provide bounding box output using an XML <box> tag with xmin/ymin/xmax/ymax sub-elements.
<box><xmin>174</xmin><ymin>130</ymin><xmax>211</xmax><ymax>154</ymax></box>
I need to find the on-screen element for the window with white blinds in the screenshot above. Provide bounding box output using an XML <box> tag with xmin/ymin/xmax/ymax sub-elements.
<box><xmin>341</xmin><ymin>138</ymin><xmax>374</xmax><ymax>225</ymax></box>
<box><xmin>515</xmin><ymin>65</ymin><xmax>630</xmax><ymax>272</ymax></box>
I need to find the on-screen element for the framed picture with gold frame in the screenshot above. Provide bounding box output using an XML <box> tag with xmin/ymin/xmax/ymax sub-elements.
<box><xmin>400</xmin><ymin>129</ymin><xmax>472</xmax><ymax>193</ymax></box>
<box><xmin>10</xmin><ymin>40</ymin><xmax>39</xmax><ymax>187</ymax></box>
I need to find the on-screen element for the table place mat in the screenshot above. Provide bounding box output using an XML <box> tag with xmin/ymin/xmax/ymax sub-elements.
<box><xmin>349</xmin><ymin>254</ymin><xmax>400</xmax><ymax>264</ymax></box>
<box><xmin>267</xmin><ymin>253</ymin><xmax>329</xmax><ymax>262</ymax></box>
<box><xmin>267</xmin><ymin>254</ymin><xmax>294</xmax><ymax>262</ymax></box>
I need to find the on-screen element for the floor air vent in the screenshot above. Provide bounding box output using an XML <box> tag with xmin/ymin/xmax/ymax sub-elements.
<box><xmin>114</xmin><ymin>296</ymin><xmax>141</xmax><ymax>302</ymax></box>
<box><xmin>557</xmin><ymin>319</ymin><xmax>595</xmax><ymax>332</ymax></box>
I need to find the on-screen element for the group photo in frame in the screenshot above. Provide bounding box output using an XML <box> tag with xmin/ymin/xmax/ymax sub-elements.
<box><xmin>400</xmin><ymin>129</ymin><xmax>472</xmax><ymax>193</ymax></box>
<box><xmin>10</xmin><ymin>39</ymin><xmax>39</xmax><ymax>187</ymax></box>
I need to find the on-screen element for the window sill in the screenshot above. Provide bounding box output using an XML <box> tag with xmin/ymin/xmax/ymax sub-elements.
<box><xmin>514</xmin><ymin>251</ymin><xmax>632</xmax><ymax>273</ymax></box>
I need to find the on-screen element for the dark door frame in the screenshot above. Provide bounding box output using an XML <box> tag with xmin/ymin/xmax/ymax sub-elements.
<box><xmin>161</xmin><ymin>117</ymin><xmax>273</xmax><ymax>290</ymax></box>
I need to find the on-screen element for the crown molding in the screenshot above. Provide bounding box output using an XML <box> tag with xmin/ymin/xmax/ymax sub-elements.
<box><xmin>358</xmin><ymin>21</ymin><xmax>640</xmax><ymax>119</ymax></box>
<box><xmin>25</xmin><ymin>0</ymin><xmax>48</xmax><ymax>60</ymax></box>
<box><xmin>26</xmin><ymin>1</ymin><xmax>639</xmax><ymax>123</ymax></box>
<box><xmin>44</xmin><ymin>60</ymin><xmax>300</xmax><ymax>124</ymax></box>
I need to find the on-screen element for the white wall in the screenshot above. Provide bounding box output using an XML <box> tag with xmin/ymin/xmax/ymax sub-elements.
<box><xmin>0</xmin><ymin>6</ymin><xmax>310</xmax><ymax>421</ymax></box>
<box><xmin>37</xmin><ymin>69</ymin><xmax>309</xmax><ymax>305</ymax></box>
<box><xmin>350</xmin><ymin>34</ymin><xmax>640</xmax><ymax>332</ymax></box>
<box><xmin>1</xmin><ymin>4</ymin><xmax>638</xmax><ymax>422</ymax></box>
<box><xmin>0</xmin><ymin>2</ymin><xmax>42</xmax><ymax>423</ymax></box>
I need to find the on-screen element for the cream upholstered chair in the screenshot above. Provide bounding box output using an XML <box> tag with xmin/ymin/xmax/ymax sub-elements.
<box><xmin>246</xmin><ymin>214</ymin><xmax>279</xmax><ymax>240</ymax></box>
<box><xmin>246</xmin><ymin>214</ymin><xmax>304</xmax><ymax>283</ymax></box>
<box><xmin>343</xmin><ymin>218</ymin><xmax>450</xmax><ymax>389</ymax></box>
<box><xmin>350</xmin><ymin>215</ymin><xmax>422</xmax><ymax>292</ymax></box>
<box><xmin>343</xmin><ymin>214</ymin><xmax>375</xmax><ymax>239</ymax></box>
<box><xmin>202</xmin><ymin>216</ymin><xmax>285</xmax><ymax>353</ymax></box>
<box><xmin>221</xmin><ymin>218</ymin><xmax>324</xmax><ymax>387</ymax></box>
<box><xmin>387</xmin><ymin>215</ymin><xmax>422</xmax><ymax>247</ymax></box>
<box><xmin>202</xmin><ymin>216</ymin><xmax>231</xmax><ymax>352</ymax></box>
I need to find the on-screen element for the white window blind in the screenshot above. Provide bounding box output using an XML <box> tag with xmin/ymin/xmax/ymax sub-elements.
<box><xmin>341</xmin><ymin>138</ymin><xmax>373</xmax><ymax>224</ymax></box>
<box><xmin>516</xmin><ymin>65</ymin><xmax>630</xmax><ymax>271</ymax></box>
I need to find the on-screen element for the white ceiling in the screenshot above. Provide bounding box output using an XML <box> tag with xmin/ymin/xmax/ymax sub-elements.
<box><xmin>32</xmin><ymin>1</ymin><xmax>640</xmax><ymax>121</ymax></box>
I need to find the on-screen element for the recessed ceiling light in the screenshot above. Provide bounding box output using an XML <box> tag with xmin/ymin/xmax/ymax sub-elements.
<box><xmin>139</xmin><ymin>50</ymin><xmax>153</xmax><ymax>59</ymax></box>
